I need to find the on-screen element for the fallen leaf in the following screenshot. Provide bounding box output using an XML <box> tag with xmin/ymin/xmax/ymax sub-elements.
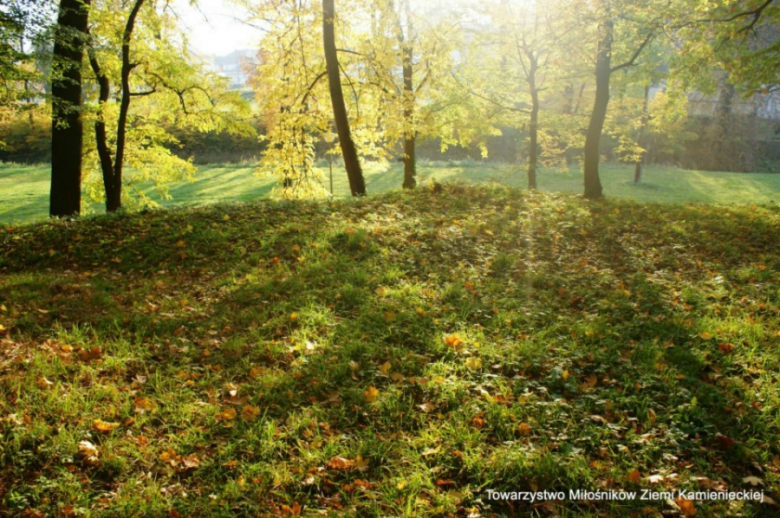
<box><xmin>517</xmin><ymin>422</ymin><xmax>532</xmax><ymax>436</ymax></box>
<box><xmin>444</xmin><ymin>334</ymin><xmax>463</xmax><ymax>350</ymax></box>
<box><xmin>181</xmin><ymin>454</ymin><xmax>199</xmax><ymax>469</ymax></box>
<box><xmin>675</xmin><ymin>496</ymin><xmax>697</xmax><ymax>516</ymax></box>
<box><xmin>743</xmin><ymin>476</ymin><xmax>764</xmax><ymax>486</ymax></box>
<box><xmin>418</xmin><ymin>402</ymin><xmax>434</xmax><ymax>413</ymax></box>
<box><xmin>327</xmin><ymin>456</ymin><xmax>355</xmax><ymax>470</ymax></box>
<box><xmin>715</xmin><ymin>433</ymin><xmax>734</xmax><ymax>449</ymax></box>
<box><xmin>718</xmin><ymin>343</ymin><xmax>734</xmax><ymax>353</ymax></box>
<box><xmin>93</xmin><ymin>419</ymin><xmax>120</xmax><ymax>433</ymax></box>
<box><xmin>582</xmin><ymin>373</ymin><xmax>598</xmax><ymax>389</ymax></box>
<box><xmin>355</xmin><ymin>455</ymin><xmax>369</xmax><ymax>470</ymax></box>
<box><xmin>219</xmin><ymin>407</ymin><xmax>237</xmax><ymax>420</ymax></box>
<box><xmin>464</xmin><ymin>357</ymin><xmax>482</xmax><ymax>370</ymax></box>
<box><xmin>379</xmin><ymin>361</ymin><xmax>392</xmax><ymax>374</ymax></box>
<box><xmin>364</xmin><ymin>386</ymin><xmax>379</xmax><ymax>403</ymax></box>
<box><xmin>241</xmin><ymin>405</ymin><xmax>261</xmax><ymax>422</ymax></box>
<box><xmin>627</xmin><ymin>469</ymin><xmax>642</xmax><ymax>483</ymax></box>
<box><xmin>134</xmin><ymin>397</ymin><xmax>155</xmax><ymax>413</ymax></box>
<box><xmin>78</xmin><ymin>440</ymin><xmax>98</xmax><ymax>457</ymax></box>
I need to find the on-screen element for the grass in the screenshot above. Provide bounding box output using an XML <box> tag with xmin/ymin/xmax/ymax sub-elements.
<box><xmin>1</xmin><ymin>185</ymin><xmax>779</xmax><ymax>517</ymax></box>
<box><xmin>1</xmin><ymin>160</ymin><xmax>779</xmax><ymax>225</ymax></box>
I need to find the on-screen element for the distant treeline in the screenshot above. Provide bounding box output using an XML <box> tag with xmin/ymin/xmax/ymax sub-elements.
<box><xmin>3</xmin><ymin>113</ymin><xmax>779</xmax><ymax>172</ymax></box>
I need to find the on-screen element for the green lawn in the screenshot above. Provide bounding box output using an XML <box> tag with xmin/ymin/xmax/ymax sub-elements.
<box><xmin>2</xmin><ymin>161</ymin><xmax>779</xmax><ymax>225</ymax></box>
<box><xmin>1</xmin><ymin>186</ymin><xmax>779</xmax><ymax>516</ymax></box>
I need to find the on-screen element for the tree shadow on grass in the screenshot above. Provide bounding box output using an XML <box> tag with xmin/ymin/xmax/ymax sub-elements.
<box><xmin>1</xmin><ymin>190</ymin><xmax>779</xmax><ymax>516</ymax></box>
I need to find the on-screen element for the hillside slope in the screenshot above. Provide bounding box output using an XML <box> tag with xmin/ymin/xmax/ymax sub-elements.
<box><xmin>1</xmin><ymin>185</ymin><xmax>779</xmax><ymax>517</ymax></box>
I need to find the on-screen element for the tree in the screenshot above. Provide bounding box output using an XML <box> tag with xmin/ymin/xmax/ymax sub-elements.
<box><xmin>323</xmin><ymin>0</ymin><xmax>366</xmax><ymax>196</ymax></box>
<box><xmin>49</xmin><ymin>0</ymin><xmax>90</xmax><ymax>217</ymax></box>
<box><xmin>453</xmin><ymin>0</ymin><xmax>586</xmax><ymax>190</ymax></box>
<box><xmin>83</xmin><ymin>0</ymin><xmax>252</xmax><ymax>211</ymax></box>
<box><xmin>88</xmin><ymin>0</ymin><xmax>145</xmax><ymax>213</ymax></box>
<box><xmin>581</xmin><ymin>0</ymin><xmax>654</xmax><ymax>199</ymax></box>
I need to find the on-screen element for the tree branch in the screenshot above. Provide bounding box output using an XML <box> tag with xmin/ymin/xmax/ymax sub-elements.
<box><xmin>611</xmin><ymin>32</ymin><xmax>653</xmax><ymax>73</ymax></box>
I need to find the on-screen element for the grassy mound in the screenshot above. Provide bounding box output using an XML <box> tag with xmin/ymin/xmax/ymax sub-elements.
<box><xmin>1</xmin><ymin>185</ymin><xmax>779</xmax><ymax>517</ymax></box>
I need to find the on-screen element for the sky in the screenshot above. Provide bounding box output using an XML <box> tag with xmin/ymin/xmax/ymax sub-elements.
<box><xmin>173</xmin><ymin>0</ymin><xmax>260</xmax><ymax>57</ymax></box>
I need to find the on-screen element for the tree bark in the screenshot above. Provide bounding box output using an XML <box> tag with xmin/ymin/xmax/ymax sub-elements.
<box><xmin>111</xmin><ymin>0</ymin><xmax>145</xmax><ymax>211</ymax></box>
<box><xmin>526</xmin><ymin>50</ymin><xmax>539</xmax><ymax>190</ymax></box>
<box><xmin>88</xmin><ymin>51</ymin><xmax>115</xmax><ymax>208</ymax></box>
<box><xmin>86</xmin><ymin>0</ymin><xmax>145</xmax><ymax>213</ymax></box>
<box><xmin>583</xmin><ymin>18</ymin><xmax>612</xmax><ymax>200</ymax></box>
<box><xmin>50</xmin><ymin>0</ymin><xmax>90</xmax><ymax>217</ymax></box>
<box><xmin>398</xmin><ymin>0</ymin><xmax>416</xmax><ymax>189</ymax></box>
<box><xmin>634</xmin><ymin>84</ymin><xmax>650</xmax><ymax>183</ymax></box>
<box><xmin>322</xmin><ymin>0</ymin><xmax>366</xmax><ymax>196</ymax></box>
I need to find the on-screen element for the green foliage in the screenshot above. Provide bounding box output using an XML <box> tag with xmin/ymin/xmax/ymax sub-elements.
<box><xmin>81</xmin><ymin>0</ymin><xmax>254</xmax><ymax>211</ymax></box>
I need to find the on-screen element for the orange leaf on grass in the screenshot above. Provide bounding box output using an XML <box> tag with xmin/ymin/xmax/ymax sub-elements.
<box><xmin>627</xmin><ymin>469</ymin><xmax>642</xmax><ymax>483</ymax></box>
<box><xmin>93</xmin><ymin>419</ymin><xmax>120</xmax><ymax>433</ymax></box>
<box><xmin>676</xmin><ymin>496</ymin><xmax>697</xmax><ymax>516</ymax></box>
<box><xmin>718</xmin><ymin>343</ymin><xmax>734</xmax><ymax>353</ymax></box>
<box><xmin>327</xmin><ymin>456</ymin><xmax>356</xmax><ymax>470</ymax></box>
<box><xmin>364</xmin><ymin>386</ymin><xmax>379</xmax><ymax>403</ymax></box>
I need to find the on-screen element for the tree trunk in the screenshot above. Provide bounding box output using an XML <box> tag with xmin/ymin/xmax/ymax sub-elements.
<box><xmin>322</xmin><ymin>0</ymin><xmax>366</xmax><ymax>196</ymax></box>
<box><xmin>398</xmin><ymin>0</ymin><xmax>416</xmax><ymax>189</ymax></box>
<box><xmin>110</xmin><ymin>0</ymin><xmax>145</xmax><ymax>212</ymax></box>
<box><xmin>634</xmin><ymin>84</ymin><xmax>650</xmax><ymax>184</ymax></box>
<box><xmin>50</xmin><ymin>0</ymin><xmax>90</xmax><ymax>217</ymax></box>
<box><xmin>87</xmin><ymin>51</ymin><xmax>115</xmax><ymax>210</ymax></box>
<box><xmin>526</xmin><ymin>51</ymin><xmax>539</xmax><ymax>190</ymax></box>
<box><xmin>583</xmin><ymin>18</ymin><xmax>613</xmax><ymax>200</ymax></box>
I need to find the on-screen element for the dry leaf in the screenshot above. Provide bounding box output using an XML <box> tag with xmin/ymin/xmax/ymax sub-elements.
<box><xmin>517</xmin><ymin>423</ymin><xmax>532</xmax><ymax>436</ymax></box>
<box><xmin>219</xmin><ymin>407</ymin><xmax>237</xmax><ymax>420</ymax></box>
<box><xmin>379</xmin><ymin>361</ymin><xmax>392</xmax><ymax>374</ymax></box>
<box><xmin>715</xmin><ymin>433</ymin><xmax>734</xmax><ymax>449</ymax></box>
<box><xmin>327</xmin><ymin>456</ymin><xmax>355</xmax><ymax>470</ymax></box>
<box><xmin>627</xmin><ymin>469</ymin><xmax>642</xmax><ymax>483</ymax></box>
<box><xmin>582</xmin><ymin>374</ymin><xmax>598</xmax><ymax>389</ymax></box>
<box><xmin>675</xmin><ymin>496</ymin><xmax>697</xmax><ymax>516</ymax></box>
<box><xmin>743</xmin><ymin>476</ymin><xmax>764</xmax><ymax>486</ymax></box>
<box><xmin>464</xmin><ymin>357</ymin><xmax>482</xmax><ymax>370</ymax></box>
<box><xmin>364</xmin><ymin>386</ymin><xmax>379</xmax><ymax>403</ymax></box>
<box><xmin>134</xmin><ymin>397</ymin><xmax>155</xmax><ymax>413</ymax></box>
<box><xmin>718</xmin><ymin>343</ymin><xmax>734</xmax><ymax>353</ymax></box>
<box><xmin>418</xmin><ymin>402</ymin><xmax>434</xmax><ymax>413</ymax></box>
<box><xmin>181</xmin><ymin>454</ymin><xmax>200</xmax><ymax>469</ymax></box>
<box><xmin>241</xmin><ymin>405</ymin><xmax>261</xmax><ymax>422</ymax></box>
<box><xmin>93</xmin><ymin>419</ymin><xmax>120</xmax><ymax>433</ymax></box>
<box><xmin>78</xmin><ymin>440</ymin><xmax>98</xmax><ymax>457</ymax></box>
<box><xmin>444</xmin><ymin>334</ymin><xmax>463</xmax><ymax>350</ymax></box>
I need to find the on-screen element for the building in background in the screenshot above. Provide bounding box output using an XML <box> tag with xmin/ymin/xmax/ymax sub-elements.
<box><xmin>208</xmin><ymin>49</ymin><xmax>257</xmax><ymax>89</ymax></box>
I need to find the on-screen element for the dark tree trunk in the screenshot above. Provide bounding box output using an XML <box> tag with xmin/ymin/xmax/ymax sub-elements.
<box><xmin>583</xmin><ymin>18</ymin><xmax>613</xmax><ymax>200</ymax></box>
<box><xmin>88</xmin><ymin>51</ymin><xmax>115</xmax><ymax>209</ymax></box>
<box><xmin>634</xmin><ymin>84</ymin><xmax>650</xmax><ymax>183</ymax></box>
<box><xmin>50</xmin><ymin>0</ymin><xmax>90</xmax><ymax>217</ymax></box>
<box><xmin>526</xmin><ymin>50</ymin><xmax>539</xmax><ymax>190</ymax></box>
<box><xmin>111</xmin><ymin>0</ymin><xmax>145</xmax><ymax>212</ymax></box>
<box><xmin>323</xmin><ymin>0</ymin><xmax>366</xmax><ymax>196</ymax></box>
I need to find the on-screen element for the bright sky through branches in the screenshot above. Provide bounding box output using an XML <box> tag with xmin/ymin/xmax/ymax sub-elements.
<box><xmin>174</xmin><ymin>0</ymin><xmax>259</xmax><ymax>56</ymax></box>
